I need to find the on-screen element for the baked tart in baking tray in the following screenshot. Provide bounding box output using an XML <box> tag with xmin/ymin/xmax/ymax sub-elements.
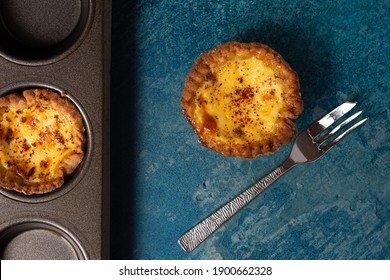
<box><xmin>181</xmin><ymin>41</ymin><xmax>303</xmax><ymax>159</ymax></box>
<box><xmin>0</xmin><ymin>88</ymin><xmax>85</xmax><ymax>195</ymax></box>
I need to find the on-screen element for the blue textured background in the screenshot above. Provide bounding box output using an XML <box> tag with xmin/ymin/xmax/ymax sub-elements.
<box><xmin>110</xmin><ymin>0</ymin><xmax>389</xmax><ymax>259</ymax></box>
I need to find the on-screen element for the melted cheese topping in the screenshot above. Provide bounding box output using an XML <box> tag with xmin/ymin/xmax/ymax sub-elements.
<box><xmin>0</xmin><ymin>104</ymin><xmax>79</xmax><ymax>184</ymax></box>
<box><xmin>194</xmin><ymin>56</ymin><xmax>285</xmax><ymax>145</ymax></box>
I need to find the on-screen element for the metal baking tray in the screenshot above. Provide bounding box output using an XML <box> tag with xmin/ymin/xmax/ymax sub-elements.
<box><xmin>0</xmin><ymin>0</ymin><xmax>111</xmax><ymax>259</ymax></box>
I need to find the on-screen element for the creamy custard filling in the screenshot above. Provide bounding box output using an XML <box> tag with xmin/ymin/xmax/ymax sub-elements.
<box><xmin>194</xmin><ymin>56</ymin><xmax>285</xmax><ymax>145</ymax></box>
<box><xmin>0</xmin><ymin>105</ymin><xmax>79</xmax><ymax>183</ymax></box>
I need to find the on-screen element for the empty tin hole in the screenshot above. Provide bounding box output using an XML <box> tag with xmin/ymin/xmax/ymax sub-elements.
<box><xmin>0</xmin><ymin>221</ymin><xmax>87</xmax><ymax>260</ymax></box>
<box><xmin>0</xmin><ymin>0</ymin><xmax>92</xmax><ymax>65</ymax></box>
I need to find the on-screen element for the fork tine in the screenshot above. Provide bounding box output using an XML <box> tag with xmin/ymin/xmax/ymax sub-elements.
<box><xmin>322</xmin><ymin>117</ymin><xmax>368</xmax><ymax>152</ymax></box>
<box><xmin>308</xmin><ymin>101</ymin><xmax>357</xmax><ymax>139</ymax></box>
<box><xmin>317</xmin><ymin>110</ymin><xmax>363</xmax><ymax>146</ymax></box>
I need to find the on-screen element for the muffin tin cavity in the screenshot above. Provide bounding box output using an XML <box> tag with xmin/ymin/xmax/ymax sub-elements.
<box><xmin>0</xmin><ymin>82</ymin><xmax>92</xmax><ymax>203</ymax></box>
<box><xmin>0</xmin><ymin>0</ymin><xmax>92</xmax><ymax>65</ymax></box>
<box><xmin>0</xmin><ymin>221</ymin><xmax>87</xmax><ymax>259</ymax></box>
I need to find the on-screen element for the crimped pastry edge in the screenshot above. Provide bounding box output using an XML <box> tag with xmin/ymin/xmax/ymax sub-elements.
<box><xmin>181</xmin><ymin>41</ymin><xmax>303</xmax><ymax>159</ymax></box>
<box><xmin>0</xmin><ymin>88</ymin><xmax>85</xmax><ymax>195</ymax></box>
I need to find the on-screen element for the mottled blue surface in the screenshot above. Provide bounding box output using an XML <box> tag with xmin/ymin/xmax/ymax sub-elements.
<box><xmin>110</xmin><ymin>0</ymin><xmax>389</xmax><ymax>260</ymax></box>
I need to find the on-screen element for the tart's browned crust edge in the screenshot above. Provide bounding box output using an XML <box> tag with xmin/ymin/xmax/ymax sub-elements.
<box><xmin>0</xmin><ymin>88</ymin><xmax>85</xmax><ymax>195</ymax></box>
<box><xmin>181</xmin><ymin>41</ymin><xmax>303</xmax><ymax>159</ymax></box>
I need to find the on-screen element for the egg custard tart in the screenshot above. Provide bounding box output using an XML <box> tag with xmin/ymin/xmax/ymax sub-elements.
<box><xmin>0</xmin><ymin>89</ymin><xmax>85</xmax><ymax>195</ymax></box>
<box><xmin>181</xmin><ymin>41</ymin><xmax>303</xmax><ymax>159</ymax></box>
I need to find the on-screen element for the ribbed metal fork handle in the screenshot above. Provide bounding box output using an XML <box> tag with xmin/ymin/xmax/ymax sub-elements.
<box><xmin>178</xmin><ymin>101</ymin><xmax>367</xmax><ymax>253</ymax></box>
<box><xmin>178</xmin><ymin>160</ymin><xmax>294</xmax><ymax>252</ymax></box>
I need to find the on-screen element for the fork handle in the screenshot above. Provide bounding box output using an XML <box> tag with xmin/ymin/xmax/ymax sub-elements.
<box><xmin>179</xmin><ymin>162</ymin><xmax>292</xmax><ymax>252</ymax></box>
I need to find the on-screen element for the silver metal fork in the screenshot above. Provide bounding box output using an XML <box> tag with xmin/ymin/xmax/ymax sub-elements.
<box><xmin>179</xmin><ymin>101</ymin><xmax>368</xmax><ymax>252</ymax></box>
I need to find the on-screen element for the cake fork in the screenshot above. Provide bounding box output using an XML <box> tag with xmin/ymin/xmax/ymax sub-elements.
<box><xmin>179</xmin><ymin>101</ymin><xmax>368</xmax><ymax>252</ymax></box>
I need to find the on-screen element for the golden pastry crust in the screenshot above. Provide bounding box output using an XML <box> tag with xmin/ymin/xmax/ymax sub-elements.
<box><xmin>0</xmin><ymin>88</ymin><xmax>85</xmax><ymax>195</ymax></box>
<box><xmin>181</xmin><ymin>41</ymin><xmax>303</xmax><ymax>159</ymax></box>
